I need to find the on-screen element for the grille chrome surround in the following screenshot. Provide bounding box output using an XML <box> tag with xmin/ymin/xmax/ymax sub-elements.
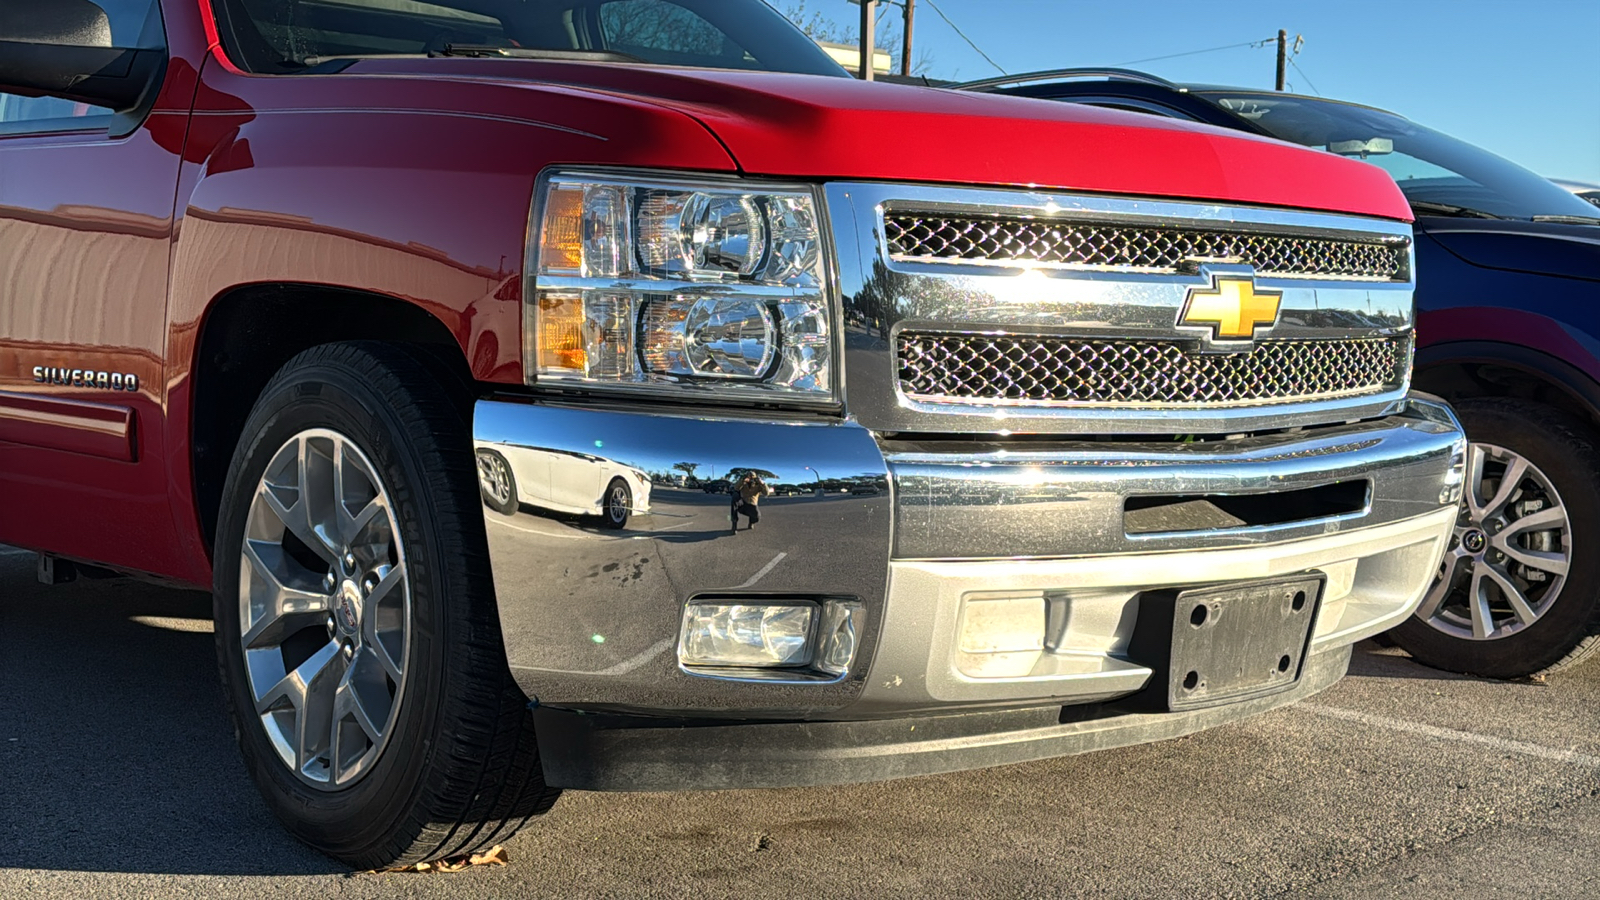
<box><xmin>897</xmin><ymin>332</ymin><xmax>1412</xmax><ymax>408</ymax></box>
<box><xmin>883</xmin><ymin>212</ymin><xmax>1408</xmax><ymax>282</ymax></box>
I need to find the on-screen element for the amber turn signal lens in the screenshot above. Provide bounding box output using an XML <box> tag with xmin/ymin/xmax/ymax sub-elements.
<box><xmin>537</xmin><ymin>293</ymin><xmax>585</xmax><ymax>373</ymax></box>
<box><xmin>540</xmin><ymin>186</ymin><xmax>585</xmax><ymax>272</ymax></box>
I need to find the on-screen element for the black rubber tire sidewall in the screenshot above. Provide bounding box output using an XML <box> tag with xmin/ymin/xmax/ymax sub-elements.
<box><xmin>1389</xmin><ymin>397</ymin><xmax>1600</xmax><ymax>678</ymax></box>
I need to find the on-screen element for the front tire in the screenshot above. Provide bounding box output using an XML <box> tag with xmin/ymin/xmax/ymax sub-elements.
<box><xmin>600</xmin><ymin>477</ymin><xmax>631</xmax><ymax>530</ymax></box>
<box><xmin>1390</xmin><ymin>398</ymin><xmax>1600</xmax><ymax>678</ymax></box>
<box><xmin>475</xmin><ymin>448</ymin><xmax>518</xmax><ymax>515</ymax></box>
<box><xmin>213</xmin><ymin>342</ymin><xmax>558</xmax><ymax>869</ymax></box>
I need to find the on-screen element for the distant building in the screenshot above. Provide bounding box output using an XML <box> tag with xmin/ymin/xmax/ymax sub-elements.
<box><xmin>816</xmin><ymin>39</ymin><xmax>891</xmax><ymax>74</ymax></box>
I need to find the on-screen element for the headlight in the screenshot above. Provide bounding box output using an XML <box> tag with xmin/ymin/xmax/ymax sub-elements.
<box><xmin>525</xmin><ymin>171</ymin><xmax>834</xmax><ymax>404</ymax></box>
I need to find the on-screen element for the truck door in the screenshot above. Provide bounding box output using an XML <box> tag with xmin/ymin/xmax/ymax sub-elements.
<box><xmin>0</xmin><ymin>0</ymin><xmax>191</xmax><ymax>576</ymax></box>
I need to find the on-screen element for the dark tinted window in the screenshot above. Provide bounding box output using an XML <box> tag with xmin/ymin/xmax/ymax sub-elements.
<box><xmin>212</xmin><ymin>0</ymin><xmax>846</xmax><ymax>76</ymax></box>
<box><xmin>1199</xmin><ymin>92</ymin><xmax>1600</xmax><ymax>221</ymax></box>
<box><xmin>600</xmin><ymin>1</ymin><xmax>726</xmax><ymax>56</ymax></box>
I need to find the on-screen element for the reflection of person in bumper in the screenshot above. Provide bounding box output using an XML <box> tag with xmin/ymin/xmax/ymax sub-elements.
<box><xmin>730</xmin><ymin>472</ymin><xmax>772</xmax><ymax>532</ymax></box>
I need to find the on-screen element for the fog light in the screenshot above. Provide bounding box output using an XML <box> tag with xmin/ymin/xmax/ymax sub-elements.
<box><xmin>815</xmin><ymin>600</ymin><xmax>863</xmax><ymax>675</ymax></box>
<box><xmin>679</xmin><ymin>602</ymin><xmax>816</xmax><ymax>667</ymax></box>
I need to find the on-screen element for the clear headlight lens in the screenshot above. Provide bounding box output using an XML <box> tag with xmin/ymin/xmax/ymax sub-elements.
<box><xmin>526</xmin><ymin>172</ymin><xmax>834</xmax><ymax>404</ymax></box>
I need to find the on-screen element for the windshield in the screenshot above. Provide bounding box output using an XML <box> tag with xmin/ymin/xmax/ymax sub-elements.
<box><xmin>1197</xmin><ymin>92</ymin><xmax>1600</xmax><ymax>221</ymax></box>
<box><xmin>211</xmin><ymin>0</ymin><xmax>847</xmax><ymax>77</ymax></box>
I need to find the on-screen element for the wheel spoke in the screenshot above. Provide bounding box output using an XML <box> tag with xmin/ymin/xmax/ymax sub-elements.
<box><xmin>299</xmin><ymin>436</ymin><xmax>341</xmax><ymax>559</ymax></box>
<box><xmin>1463</xmin><ymin>444</ymin><xmax>1490</xmax><ymax>520</ymax></box>
<box><xmin>260</xmin><ymin>479</ymin><xmax>337</xmax><ymax>565</ymax></box>
<box><xmin>365</xmin><ymin>562</ymin><xmax>405</xmax><ymax>605</ymax></box>
<box><xmin>254</xmin><ymin>639</ymin><xmax>340</xmax><ymax>715</ymax></box>
<box><xmin>1467</xmin><ymin>566</ymin><xmax>1497</xmax><ymax>639</ymax></box>
<box><xmin>295</xmin><ymin>648</ymin><xmax>342</xmax><ymax>772</ymax></box>
<box><xmin>1416</xmin><ymin>549</ymin><xmax>1468</xmax><ymax>620</ymax></box>
<box><xmin>1494</xmin><ymin>540</ymin><xmax>1569</xmax><ymax>577</ymax></box>
<box><xmin>344</xmin><ymin>497</ymin><xmax>387</xmax><ymax>546</ymax></box>
<box><xmin>1482</xmin><ymin>563</ymin><xmax>1538</xmax><ymax>627</ymax></box>
<box><xmin>368</xmin><ymin>633</ymin><xmax>404</xmax><ymax>682</ymax></box>
<box><xmin>335</xmin><ymin>674</ymin><xmax>383</xmax><ymax>743</ymax></box>
<box><xmin>241</xmin><ymin>541</ymin><xmax>329</xmax><ymax>648</ymax></box>
<box><xmin>1501</xmin><ymin>505</ymin><xmax>1567</xmax><ymax>537</ymax></box>
<box><xmin>332</xmin><ymin>437</ymin><xmax>352</xmax><ymax>542</ymax></box>
<box><xmin>1477</xmin><ymin>455</ymin><xmax>1528</xmax><ymax>521</ymax></box>
<box><xmin>363</xmin><ymin>563</ymin><xmax>407</xmax><ymax>680</ymax></box>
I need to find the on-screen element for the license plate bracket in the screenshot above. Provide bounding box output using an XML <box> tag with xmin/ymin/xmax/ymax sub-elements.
<box><xmin>1128</xmin><ymin>574</ymin><xmax>1324</xmax><ymax>712</ymax></box>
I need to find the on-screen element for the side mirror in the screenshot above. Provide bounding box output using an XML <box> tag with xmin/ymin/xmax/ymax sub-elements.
<box><xmin>0</xmin><ymin>1</ymin><xmax>164</xmax><ymax>111</ymax></box>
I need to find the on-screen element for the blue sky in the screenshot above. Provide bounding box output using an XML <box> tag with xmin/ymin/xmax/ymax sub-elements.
<box><xmin>839</xmin><ymin>0</ymin><xmax>1600</xmax><ymax>183</ymax></box>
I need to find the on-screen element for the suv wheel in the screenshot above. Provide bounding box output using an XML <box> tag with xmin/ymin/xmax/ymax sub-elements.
<box><xmin>213</xmin><ymin>342</ymin><xmax>558</xmax><ymax>868</ymax></box>
<box><xmin>1390</xmin><ymin>398</ymin><xmax>1600</xmax><ymax>678</ymax></box>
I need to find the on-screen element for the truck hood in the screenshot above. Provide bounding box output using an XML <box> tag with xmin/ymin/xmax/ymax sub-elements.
<box><xmin>1420</xmin><ymin>217</ymin><xmax>1600</xmax><ymax>283</ymax></box>
<box><xmin>338</xmin><ymin>59</ymin><xmax>1412</xmax><ymax>222</ymax></box>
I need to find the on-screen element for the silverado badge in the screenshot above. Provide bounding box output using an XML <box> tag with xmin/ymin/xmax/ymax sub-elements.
<box><xmin>1177</xmin><ymin>274</ymin><xmax>1282</xmax><ymax>349</ymax></box>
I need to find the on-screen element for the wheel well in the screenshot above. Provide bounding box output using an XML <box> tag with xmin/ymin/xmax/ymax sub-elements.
<box><xmin>1413</xmin><ymin>359</ymin><xmax>1600</xmax><ymax>434</ymax></box>
<box><xmin>191</xmin><ymin>284</ymin><xmax>476</xmax><ymax>552</ymax></box>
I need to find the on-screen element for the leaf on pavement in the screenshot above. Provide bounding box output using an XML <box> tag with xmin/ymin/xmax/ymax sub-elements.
<box><xmin>378</xmin><ymin>845</ymin><xmax>510</xmax><ymax>874</ymax></box>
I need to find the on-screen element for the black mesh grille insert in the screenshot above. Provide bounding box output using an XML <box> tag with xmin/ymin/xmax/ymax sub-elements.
<box><xmin>883</xmin><ymin>213</ymin><xmax>1407</xmax><ymax>281</ymax></box>
<box><xmin>897</xmin><ymin>332</ymin><xmax>1410</xmax><ymax>406</ymax></box>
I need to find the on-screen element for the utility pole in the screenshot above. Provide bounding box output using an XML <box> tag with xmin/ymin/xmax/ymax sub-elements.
<box><xmin>859</xmin><ymin>0</ymin><xmax>876</xmax><ymax>81</ymax></box>
<box><xmin>901</xmin><ymin>0</ymin><xmax>916</xmax><ymax>77</ymax></box>
<box><xmin>1275</xmin><ymin>28</ymin><xmax>1287</xmax><ymax>91</ymax></box>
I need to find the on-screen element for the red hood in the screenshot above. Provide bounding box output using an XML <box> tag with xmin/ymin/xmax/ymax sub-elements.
<box><xmin>343</xmin><ymin>60</ymin><xmax>1413</xmax><ymax>222</ymax></box>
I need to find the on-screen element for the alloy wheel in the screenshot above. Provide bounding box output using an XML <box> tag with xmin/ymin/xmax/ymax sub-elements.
<box><xmin>239</xmin><ymin>429</ymin><xmax>411</xmax><ymax>789</ymax></box>
<box><xmin>607</xmin><ymin>482</ymin><xmax>629</xmax><ymax>524</ymax></box>
<box><xmin>1415</xmin><ymin>442</ymin><xmax>1571</xmax><ymax>641</ymax></box>
<box><xmin>477</xmin><ymin>450</ymin><xmax>513</xmax><ymax>508</ymax></box>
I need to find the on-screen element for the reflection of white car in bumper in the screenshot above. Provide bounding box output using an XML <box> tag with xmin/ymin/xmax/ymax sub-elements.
<box><xmin>475</xmin><ymin>443</ymin><xmax>651</xmax><ymax>529</ymax></box>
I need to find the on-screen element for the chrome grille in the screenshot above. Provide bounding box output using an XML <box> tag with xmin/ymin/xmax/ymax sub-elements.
<box><xmin>883</xmin><ymin>213</ymin><xmax>1407</xmax><ymax>281</ymax></box>
<box><xmin>897</xmin><ymin>333</ymin><xmax>1410</xmax><ymax>407</ymax></box>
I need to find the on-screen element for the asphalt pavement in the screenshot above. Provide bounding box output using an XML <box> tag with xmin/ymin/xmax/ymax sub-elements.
<box><xmin>3</xmin><ymin>542</ymin><xmax>1600</xmax><ymax>899</ymax></box>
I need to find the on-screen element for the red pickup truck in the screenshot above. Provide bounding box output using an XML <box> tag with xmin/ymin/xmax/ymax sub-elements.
<box><xmin>1</xmin><ymin>0</ymin><xmax>1465</xmax><ymax>869</ymax></box>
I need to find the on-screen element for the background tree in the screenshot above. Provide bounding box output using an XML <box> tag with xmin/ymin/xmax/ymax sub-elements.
<box><xmin>782</xmin><ymin>1</ymin><xmax>936</xmax><ymax>76</ymax></box>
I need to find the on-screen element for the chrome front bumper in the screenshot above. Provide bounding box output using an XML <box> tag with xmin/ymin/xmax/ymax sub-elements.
<box><xmin>475</xmin><ymin>394</ymin><xmax>1464</xmax><ymax>722</ymax></box>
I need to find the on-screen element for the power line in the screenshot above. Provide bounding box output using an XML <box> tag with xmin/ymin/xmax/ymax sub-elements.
<box><xmin>921</xmin><ymin>0</ymin><xmax>1006</xmax><ymax>75</ymax></box>
<box><xmin>1112</xmin><ymin>37</ymin><xmax>1276</xmax><ymax>67</ymax></box>
<box><xmin>1288</xmin><ymin>56</ymin><xmax>1321</xmax><ymax>96</ymax></box>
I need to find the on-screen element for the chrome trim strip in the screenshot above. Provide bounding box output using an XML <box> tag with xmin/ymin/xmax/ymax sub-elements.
<box><xmin>887</xmin><ymin>404</ymin><xmax>1463</xmax><ymax>560</ymax></box>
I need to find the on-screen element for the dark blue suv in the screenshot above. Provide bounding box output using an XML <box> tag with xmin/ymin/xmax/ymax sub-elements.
<box><xmin>967</xmin><ymin>71</ymin><xmax>1600</xmax><ymax>679</ymax></box>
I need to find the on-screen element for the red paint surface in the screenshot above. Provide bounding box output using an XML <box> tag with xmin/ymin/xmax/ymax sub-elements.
<box><xmin>0</xmin><ymin>0</ymin><xmax>1411</xmax><ymax>586</ymax></box>
<box><xmin>0</xmin><ymin>392</ymin><xmax>136</xmax><ymax>462</ymax></box>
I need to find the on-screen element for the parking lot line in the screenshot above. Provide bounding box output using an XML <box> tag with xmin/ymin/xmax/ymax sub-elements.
<box><xmin>1299</xmin><ymin>703</ymin><xmax>1600</xmax><ymax>766</ymax></box>
<box><xmin>735</xmin><ymin>552</ymin><xmax>788</xmax><ymax>589</ymax></box>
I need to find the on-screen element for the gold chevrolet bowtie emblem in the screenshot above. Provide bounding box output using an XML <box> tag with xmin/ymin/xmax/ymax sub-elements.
<box><xmin>1179</xmin><ymin>276</ymin><xmax>1282</xmax><ymax>340</ymax></box>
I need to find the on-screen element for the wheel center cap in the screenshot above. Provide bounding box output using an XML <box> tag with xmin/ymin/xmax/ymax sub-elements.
<box><xmin>336</xmin><ymin>580</ymin><xmax>363</xmax><ymax>636</ymax></box>
<box><xmin>1462</xmin><ymin>528</ymin><xmax>1488</xmax><ymax>554</ymax></box>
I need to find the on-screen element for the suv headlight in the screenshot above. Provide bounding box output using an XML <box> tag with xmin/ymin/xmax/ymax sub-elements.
<box><xmin>525</xmin><ymin>171</ymin><xmax>835</xmax><ymax>405</ymax></box>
